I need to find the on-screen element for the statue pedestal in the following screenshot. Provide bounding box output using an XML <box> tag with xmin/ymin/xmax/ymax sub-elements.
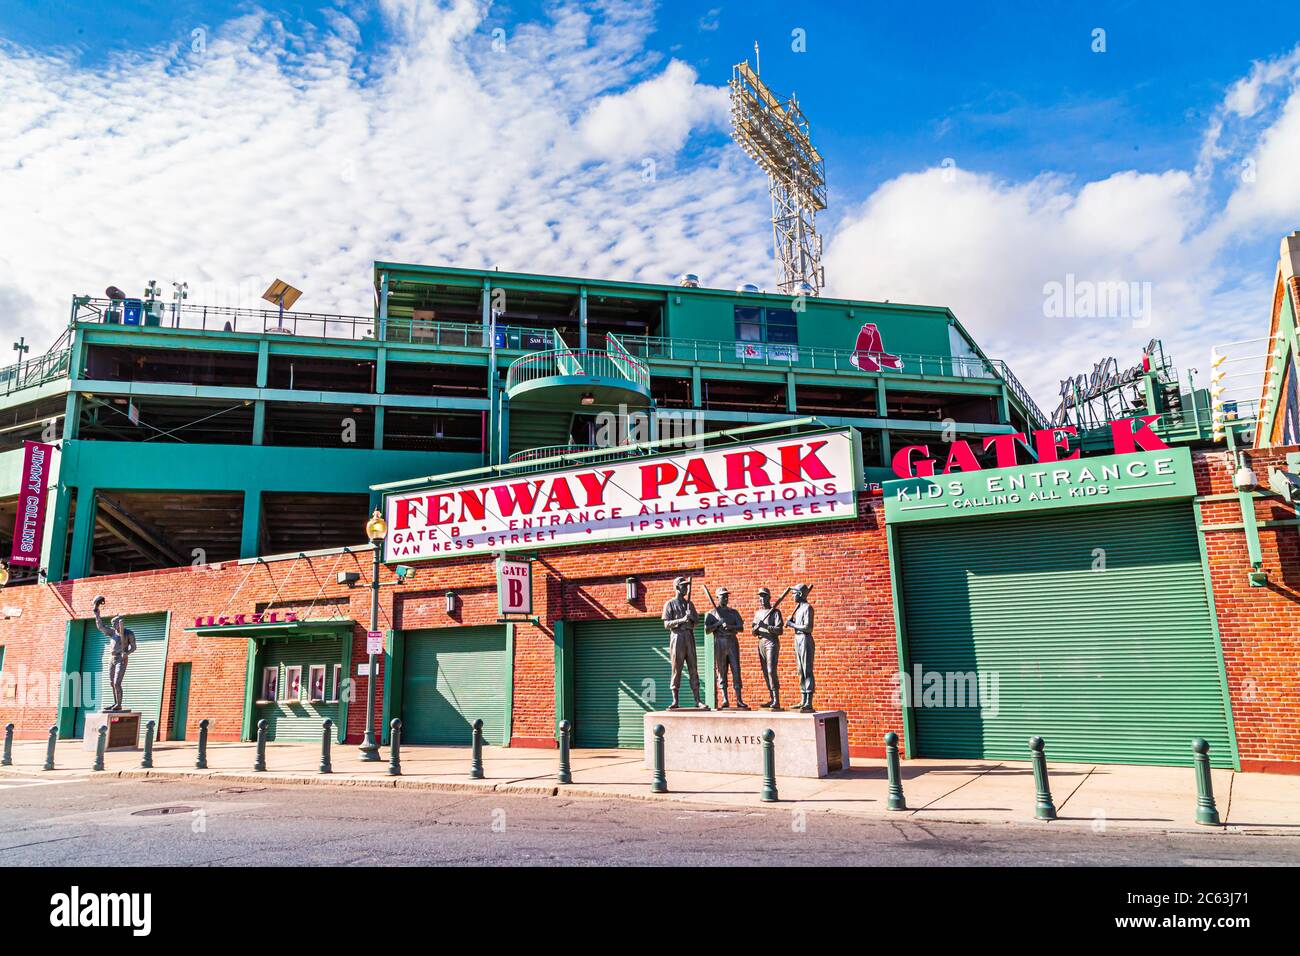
<box><xmin>81</xmin><ymin>711</ymin><xmax>142</xmax><ymax>751</ymax></box>
<box><xmin>643</xmin><ymin>709</ymin><xmax>850</xmax><ymax>778</ymax></box>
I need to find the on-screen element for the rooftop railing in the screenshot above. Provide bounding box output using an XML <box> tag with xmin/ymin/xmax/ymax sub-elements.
<box><xmin>610</xmin><ymin>333</ymin><xmax>1048</xmax><ymax>427</ymax></box>
<box><xmin>505</xmin><ymin>347</ymin><xmax>650</xmax><ymax>393</ymax></box>
<box><xmin>0</xmin><ymin>346</ymin><xmax>72</xmax><ymax>398</ymax></box>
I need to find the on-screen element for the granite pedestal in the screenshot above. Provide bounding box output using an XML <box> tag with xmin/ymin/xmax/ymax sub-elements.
<box><xmin>81</xmin><ymin>711</ymin><xmax>141</xmax><ymax>751</ymax></box>
<box><xmin>644</xmin><ymin>709</ymin><xmax>849</xmax><ymax>778</ymax></box>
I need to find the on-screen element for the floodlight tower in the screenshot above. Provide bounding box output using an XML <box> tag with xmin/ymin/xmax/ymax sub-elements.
<box><xmin>730</xmin><ymin>47</ymin><xmax>827</xmax><ymax>296</ymax></box>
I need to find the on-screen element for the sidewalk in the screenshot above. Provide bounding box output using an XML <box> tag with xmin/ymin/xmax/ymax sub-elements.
<box><xmin>3</xmin><ymin>738</ymin><xmax>1296</xmax><ymax>835</ymax></box>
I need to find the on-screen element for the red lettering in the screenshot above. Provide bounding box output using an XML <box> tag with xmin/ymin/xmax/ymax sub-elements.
<box><xmin>541</xmin><ymin>477</ymin><xmax>578</xmax><ymax>511</ymax></box>
<box><xmin>779</xmin><ymin>440</ymin><xmax>833</xmax><ymax>483</ymax></box>
<box><xmin>641</xmin><ymin>462</ymin><xmax>679</xmax><ymax>500</ymax></box>
<box><xmin>1033</xmin><ymin>426</ymin><xmax>1079</xmax><ymax>463</ymax></box>
<box><xmin>676</xmin><ymin>457</ymin><xmax>719</xmax><ymax>496</ymax></box>
<box><xmin>492</xmin><ymin>480</ymin><xmax>544</xmax><ymax>516</ymax></box>
<box><xmin>576</xmin><ymin>470</ymin><xmax>615</xmax><ymax>506</ymax></box>
<box><xmin>457</xmin><ymin>489</ymin><xmax>487</xmax><ymax>522</ymax></box>
<box><xmin>892</xmin><ymin>445</ymin><xmax>936</xmax><ymax>478</ymax></box>
<box><xmin>942</xmin><ymin>440</ymin><xmax>981</xmax><ymax>474</ymax></box>
<box><xmin>725</xmin><ymin>451</ymin><xmax>773</xmax><ymax>490</ymax></box>
<box><xmin>394</xmin><ymin>496</ymin><xmax>424</xmax><ymax>531</ymax></box>
<box><xmin>982</xmin><ymin>432</ymin><xmax>1026</xmax><ymax>469</ymax></box>
<box><xmin>1110</xmin><ymin>414</ymin><xmax>1169</xmax><ymax>453</ymax></box>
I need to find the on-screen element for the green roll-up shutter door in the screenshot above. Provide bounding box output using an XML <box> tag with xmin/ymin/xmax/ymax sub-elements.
<box><xmin>573</xmin><ymin>618</ymin><xmax>703</xmax><ymax>748</ymax></box>
<box><xmin>401</xmin><ymin>626</ymin><xmax>509</xmax><ymax>745</ymax></box>
<box><xmin>255</xmin><ymin>636</ymin><xmax>343</xmax><ymax>741</ymax></box>
<box><xmin>75</xmin><ymin>612</ymin><xmax>168</xmax><ymax>737</ymax></box>
<box><xmin>898</xmin><ymin>503</ymin><xmax>1234</xmax><ymax>767</ymax></box>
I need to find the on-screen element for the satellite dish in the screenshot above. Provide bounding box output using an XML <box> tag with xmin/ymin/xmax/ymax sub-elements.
<box><xmin>105</xmin><ymin>286</ymin><xmax>126</xmax><ymax>300</ymax></box>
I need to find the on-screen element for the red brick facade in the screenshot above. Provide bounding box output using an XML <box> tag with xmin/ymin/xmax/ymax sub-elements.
<box><xmin>1</xmin><ymin>448</ymin><xmax>1297</xmax><ymax>771</ymax></box>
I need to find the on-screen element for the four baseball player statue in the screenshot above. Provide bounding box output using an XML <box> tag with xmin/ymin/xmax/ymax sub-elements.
<box><xmin>663</xmin><ymin>579</ymin><xmax>814</xmax><ymax>713</ymax></box>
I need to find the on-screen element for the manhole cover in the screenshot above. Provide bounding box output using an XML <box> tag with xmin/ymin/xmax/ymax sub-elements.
<box><xmin>131</xmin><ymin>806</ymin><xmax>198</xmax><ymax>816</ymax></box>
<box><xmin>216</xmin><ymin>786</ymin><xmax>265</xmax><ymax>795</ymax></box>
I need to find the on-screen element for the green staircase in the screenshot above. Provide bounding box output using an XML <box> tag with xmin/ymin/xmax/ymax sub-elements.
<box><xmin>508</xmin><ymin>408</ymin><xmax>575</xmax><ymax>458</ymax></box>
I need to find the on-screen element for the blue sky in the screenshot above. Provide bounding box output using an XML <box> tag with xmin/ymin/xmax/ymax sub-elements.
<box><xmin>1</xmin><ymin>0</ymin><xmax>1297</xmax><ymax>400</ymax></box>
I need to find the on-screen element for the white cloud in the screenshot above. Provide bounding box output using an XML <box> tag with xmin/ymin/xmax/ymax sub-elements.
<box><xmin>0</xmin><ymin>0</ymin><xmax>769</xmax><ymax>352</ymax></box>
<box><xmin>825</xmin><ymin>45</ymin><xmax>1300</xmax><ymax>401</ymax></box>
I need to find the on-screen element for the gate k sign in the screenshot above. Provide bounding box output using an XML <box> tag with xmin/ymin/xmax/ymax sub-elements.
<box><xmin>497</xmin><ymin>558</ymin><xmax>533</xmax><ymax>617</ymax></box>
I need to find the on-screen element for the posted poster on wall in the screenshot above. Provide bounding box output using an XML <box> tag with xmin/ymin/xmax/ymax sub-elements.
<box><xmin>10</xmin><ymin>440</ymin><xmax>54</xmax><ymax>568</ymax></box>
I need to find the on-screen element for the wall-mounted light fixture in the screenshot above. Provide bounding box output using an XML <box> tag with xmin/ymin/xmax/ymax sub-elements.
<box><xmin>625</xmin><ymin>576</ymin><xmax>639</xmax><ymax>604</ymax></box>
<box><xmin>580</xmin><ymin>392</ymin><xmax>596</xmax><ymax>406</ymax></box>
<box><xmin>395</xmin><ymin>565</ymin><xmax>416</xmax><ymax>583</ymax></box>
<box><xmin>336</xmin><ymin>570</ymin><xmax>361</xmax><ymax>587</ymax></box>
<box><xmin>0</xmin><ymin>563</ymin><xmax>9</xmax><ymax>589</ymax></box>
<box><xmin>445</xmin><ymin>590</ymin><xmax>458</xmax><ymax>614</ymax></box>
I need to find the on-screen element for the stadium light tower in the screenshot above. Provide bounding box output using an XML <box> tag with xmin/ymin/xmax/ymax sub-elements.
<box><xmin>730</xmin><ymin>45</ymin><xmax>827</xmax><ymax>296</ymax></box>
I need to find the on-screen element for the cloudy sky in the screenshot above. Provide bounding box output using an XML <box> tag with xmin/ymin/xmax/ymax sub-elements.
<box><xmin>1</xmin><ymin>0</ymin><xmax>1297</xmax><ymax>404</ymax></box>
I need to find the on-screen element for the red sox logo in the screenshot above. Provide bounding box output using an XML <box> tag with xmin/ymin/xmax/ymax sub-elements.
<box><xmin>849</xmin><ymin>323</ymin><xmax>903</xmax><ymax>372</ymax></box>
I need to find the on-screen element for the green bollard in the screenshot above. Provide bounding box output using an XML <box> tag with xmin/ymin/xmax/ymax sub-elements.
<box><xmin>2</xmin><ymin>723</ymin><xmax>13</xmax><ymax>767</ymax></box>
<box><xmin>470</xmin><ymin>719</ymin><xmax>484</xmax><ymax>780</ymax></box>
<box><xmin>760</xmin><ymin>729</ymin><xmax>778</xmax><ymax>802</ymax></box>
<box><xmin>319</xmin><ymin>719</ymin><xmax>333</xmax><ymax>774</ymax></box>
<box><xmin>884</xmin><ymin>731</ymin><xmax>907</xmax><ymax>810</ymax></box>
<box><xmin>142</xmin><ymin>720</ymin><xmax>155</xmax><ymax>769</ymax></box>
<box><xmin>196</xmin><ymin>719</ymin><xmax>209</xmax><ymax>769</ymax></box>
<box><xmin>93</xmin><ymin>724</ymin><xmax>107</xmax><ymax>772</ymax></box>
<box><xmin>43</xmin><ymin>725</ymin><xmax>57</xmax><ymax>771</ymax></box>
<box><xmin>1029</xmin><ymin>736</ymin><xmax>1057</xmax><ymax>820</ymax></box>
<box><xmin>388</xmin><ymin>718</ymin><xmax>403</xmax><ymax>776</ymax></box>
<box><xmin>557</xmin><ymin>719</ymin><xmax>572</xmax><ymax>784</ymax></box>
<box><xmin>651</xmin><ymin>724</ymin><xmax>668</xmax><ymax>794</ymax></box>
<box><xmin>253</xmin><ymin>718</ymin><xmax>268</xmax><ymax>772</ymax></box>
<box><xmin>1193</xmin><ymin>738</ymin><xmax>1221</xmax><ymax>826</ymax></box>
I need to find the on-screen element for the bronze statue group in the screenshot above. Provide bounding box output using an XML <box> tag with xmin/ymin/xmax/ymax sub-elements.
<box><xmin>662</xmin><ymin>577</ymin><xmax>815</xmax><ymax>713</ymax></box>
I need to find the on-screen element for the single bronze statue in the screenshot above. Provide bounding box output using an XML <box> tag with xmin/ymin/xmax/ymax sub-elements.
<box><xmin>790</xmin><ymin>583</ymin><xmax>816</xmax><ymax>712</ymax></box>
<box><xmin>704</xmin><ymin>586</ymin><xmax>747</xmax><ymax>710</ymax></box>
<box><xmin>662</xmin><ymin>576</ymin><xmax>708</xmax><ymax>710</ymax></box>
<box><xmin>752</xmin><ymin>587</ymin><xmax>786</xmax><ymax>710</ymax></box>
<box><xmin>92</xmin><ymin>596</ymin><xmax>136</xmax><ymax>712</ymax></box>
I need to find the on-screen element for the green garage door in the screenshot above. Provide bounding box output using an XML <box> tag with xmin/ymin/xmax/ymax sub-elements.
<box><xmin>573</xmin><ymin>619</ymin><xmax>704</xmax><ymax>748</ymax></box>
<box><xmin>898</xmin><ymin>502</ymin><xmax>1235</xmax><ymax>767</ymax></box>
<box><xmin>255</xmin><ymin>636</ymin><xmax>343</xmax><ymax>741</ymax></box>
<box><xmin>75</xmin><ymin>612</ymin><xmax>168</xmax><ymax>738</ymax></box>
<box><xmin>402</xmin><ymin>627</ymin><xmax>509</xmax><ymax>745</ymax></box>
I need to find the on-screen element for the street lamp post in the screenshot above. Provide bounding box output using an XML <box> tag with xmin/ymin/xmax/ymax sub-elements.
<box><xmin>358</xmin><ymin>509</ymin><xmax>387</xmax><ymax>761</ymax></box>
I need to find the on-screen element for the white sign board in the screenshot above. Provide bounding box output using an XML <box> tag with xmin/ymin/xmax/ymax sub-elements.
<box><xmin>383</xmin><ymin>431</ymin><xmax>859</xmax><ymax>562</ymax></box>
<box><xmin>497</xmin><ymin>559</ymin><xmax>533</xmax><ymax>615</ymax></box>
<box><xmin>366</xmin><ymin>630</ymin><xmax>384</xmax><ymax>655</ymax></box>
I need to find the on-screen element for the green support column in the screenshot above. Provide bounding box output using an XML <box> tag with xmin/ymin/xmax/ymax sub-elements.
<box><xmin>256</xmin><ymin>340</ymin><xmax>269</xmax><ymax>388</ymax></box>
<box><xmin>66</xmin><ymin>487</ymin><xmax>97</xmax><ymax>580</ymax></box>
<box><xmin>373</xmin><ymin>406</ymin><xmax>385</xmax><ymax>451</ymax></box>
<box><xmin>877</xmin><ymin>429</ymin><xmax>891</xmax><ymax>471</ymax></box>
<box><xmin>378</xmin><ymin>271</ymin><xmax>389</xmax><ymax>341</ymax></box>
<box><xmin>375</xmin><ymin>347</ymin><xmax>387</xmax><ymax>393</ymax></box>
<box><xmin>875</xmin><ymin>379</ymin><xmax>888</xmax><ymax>419</ymax></box>
<box><xmin>579</xmin><ymin>287</ymin><xmax>588</xmax><ymax>350</ymax></box>
<box><xmin>62</xmin><ymin>391</ymin><xmax>80</xmax><ymax>440</ymax></box>
<box><xmin>786</xmin><ymin>371</ymin><xmax>797</xmax><ymax>413</ymax></box>
<box><xmin>251</xmin><ymin>401</ymin><xmax>266</xmax><ymax>445</ymax></box>
<box><xmin>691</xmin><ymin>367</ymin><xmax>702</xmax><ymax>408</ymax></box>
<box><xmin>44</xmin><ymin>480</ymin><xmax>73</xmax><ymax>582</ymax></box>
<box><xmin>240</xmin><ymin>490</ymin><xmax>262</xmax><ymax>559</ymax></box>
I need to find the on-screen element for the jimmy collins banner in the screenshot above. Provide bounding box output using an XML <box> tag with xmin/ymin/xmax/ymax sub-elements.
<box><xmin>10</xmin><ymin>439</ymin><xmax>54</xmax><ymax>568</ymax></box>
<box><xmin>383</xmin><ymin>430</ymin><xmax>861</xmax><ymax>562</ymax></box>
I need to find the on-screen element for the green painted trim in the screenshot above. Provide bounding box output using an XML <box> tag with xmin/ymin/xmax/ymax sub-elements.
<box><xmin>1236</xmin><ymin>488</ymin><xmax>1264</xmax><ymax>567</ymax></box>
<box><xmin>241</xmin><ymin>639</ymin><xmax>258</xmax><ymax>740</ymax></box>
<box><xmin>57</xmin><ymin>619</ymin><xmax>85</xmax><ymax>739</ymax></box>
<box><xmin>553</xmin><ymin>619</ymin><xmax>572</xmax><ymax>734</ymax></box>
<box><xmin>885</xmin><ymin>524</ymin><xmax>916</xmax><ymax>758</ymax></box>
<box><xmin>338</xmin><ymin>631</ymin><xmax>353</xmax><ymax>744</ymax></box>
<box><xmin>240</xmin><ymin>491</ymin><xmax>262</xmax><ymax>559</ymax></box>
<box><xmin>251</xmin><ymin>400</ymin><xmax>265</xmax><ymax>444</ymax></box>
<box><xmin>1193</xmin><ymin>500</ymin><xmax>1243</xmax><ymax>770</ymax></box>
<box><xmin>504</xmin><ymin>622</ymin><xmax>516</xmax><ymax>744</ymax></box>
<box><xmin>154</xmin><ymin>611</ymin><xmax>172</xmax><ymax>736</ymax></box>
<box><xmin>381</xmin><ymin>628</ymin><xmax>404</xmax><ymax>745</ymax></box>
<box><xmin>67</xmin><ymin>486</ymin><xmax>96</xmax><ymax>580</ymax></box>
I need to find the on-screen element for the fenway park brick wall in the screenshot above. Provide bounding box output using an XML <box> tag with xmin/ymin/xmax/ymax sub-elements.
<box><xmin>0</xmin><ymin>447</ymin><xmax>1296</xmax><ymax>772</ymax></box>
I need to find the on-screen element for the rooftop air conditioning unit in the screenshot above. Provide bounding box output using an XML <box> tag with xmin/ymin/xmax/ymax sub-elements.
<box><xmin>678</xmin><ymin>274</ymin><xmax>700</xmax><ymax>288</ymax></box>
<box><xmin>736</xmin><ymin>283</ymin><xmax>760</xmax><ymax>294</ymax></box>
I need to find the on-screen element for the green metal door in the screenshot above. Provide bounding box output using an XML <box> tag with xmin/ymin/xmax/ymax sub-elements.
<box><xmin>573</xmin><ymin>618</ymin><xmax>703</xmax><ymax>748</ymax></box>
<box><xmin>169</xmin><ymin>662</ymin><xmax>191</xmax><ymax>741</ymax></box>
<box><xmin>897</xmin><ymin>502</ymin><xmax>1235</xmax><ymax>767</ymax></box>
<box><xmin>75</xmin><ymin>612</ymin><xmax>168</xmax><ymax>737</ymax></box>
<box><xmin>401</xmin><ymin>626</ymin><xmax>509</xmax><ymax>745</ymax></box>
<box><xmin>255</xmin><ymin>636</ymin><xmax>343</xmax><ymax>741</ymax></box>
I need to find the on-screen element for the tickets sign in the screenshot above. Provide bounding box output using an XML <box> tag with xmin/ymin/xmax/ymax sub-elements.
<box><xmin>383</xmin><ymin>431</ymin><xmax>860</xmax><ymax>562</ymax></box>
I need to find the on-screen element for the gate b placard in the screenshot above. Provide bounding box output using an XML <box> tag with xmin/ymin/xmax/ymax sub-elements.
<box><xmin>496</xmin><ymin>559</ymin><xmax>533</xmax><ymax>616</ymax></box>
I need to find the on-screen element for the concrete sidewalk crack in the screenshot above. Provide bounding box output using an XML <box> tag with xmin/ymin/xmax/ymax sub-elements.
<box><xmin>1054</xmin><ymin>765</ymin><xmax>1097</xmax><ymax>813</ymax></box>
<box><xmin>909</xmin><ymin>763</ymin><xmax>1005</xmax><ymax>814</ymax></box>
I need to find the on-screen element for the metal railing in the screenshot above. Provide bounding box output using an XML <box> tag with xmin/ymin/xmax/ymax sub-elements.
<box><xmin>505</xmin><ymin>347</ymin><xmax>651</xmax><ymax>392</ymax></box>
<box><xmin>70</xmin><ymin>296</ymin><xmax>552</xmax><ymax>350</ymax></box>
<box><xmin>0</xmin><ymin>347</ymin><xmax>72</xmax><ymax>397</ymax></box>
<box><xmin>611</xmin><ymin>332</ymin><xmax>1048</xmax><ymax>428</ymax></box>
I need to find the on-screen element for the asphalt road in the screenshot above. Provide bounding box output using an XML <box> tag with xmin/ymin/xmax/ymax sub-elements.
<box><xmin>1</xmin><ymin>775</ymin><xmax>1298</xmax><ymax>867</ymax></box>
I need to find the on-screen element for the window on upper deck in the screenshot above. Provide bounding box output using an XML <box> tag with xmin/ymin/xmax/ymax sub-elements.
<box><xmin>733</xmin><ymin>306</ymin><xmax>798</xmax><ymax>346</ymax></box>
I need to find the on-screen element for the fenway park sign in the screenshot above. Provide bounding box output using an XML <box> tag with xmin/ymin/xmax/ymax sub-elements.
<box><xmin>383</xmin><ymin>431</ymin><xmax>860</xmax><ymax>562</ymax></box>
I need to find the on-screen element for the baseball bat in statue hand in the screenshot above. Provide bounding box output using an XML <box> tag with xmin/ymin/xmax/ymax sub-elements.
<box><xmin>702</xmin><ymin>585</ymin><xmax>720</xmax><ymax>612</ymax></box>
